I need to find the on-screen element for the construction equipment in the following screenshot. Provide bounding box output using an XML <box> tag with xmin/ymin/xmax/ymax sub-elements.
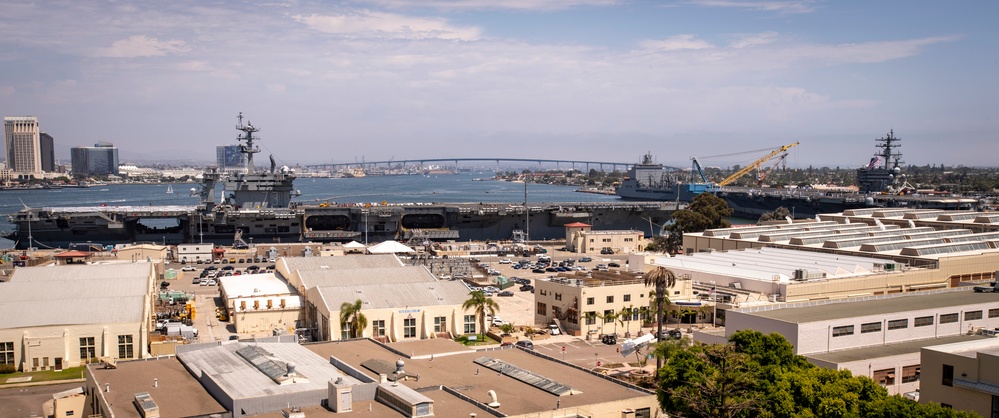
<box><xmin>717</xmin><ymin>142</ymin><xmax>799</xmax><ymax>187</ymax></box>
<box><xmin>756</xmin><ymin>153</ymin><xmax>788</xmax><ymax>186</ymax></box>
<box><xmin>690</xmin><ymin>157</ymin><xmax>708</xmax><ymax>183</ymax></box>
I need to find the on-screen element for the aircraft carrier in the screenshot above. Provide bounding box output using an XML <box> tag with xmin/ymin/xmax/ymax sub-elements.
<box><xmin>5</xmin><ymin>115</ymin><xmax>677</xmax><ymax>249</ymax></box>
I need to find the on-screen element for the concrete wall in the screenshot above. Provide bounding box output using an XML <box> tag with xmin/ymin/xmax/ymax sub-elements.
<box><xmin>233</xmin><ymin>307</ymin><xmax>299</xmax><ymax>335</ymax></box>
<box><xmin>809</xmin><ymin>351</ymin><xmax>922</xmax><ymax>396</ymax></box>
<box><xmin>920</xmin><ymin>344</ymin><xmax>997</xmax><ymax>415</ymax></box>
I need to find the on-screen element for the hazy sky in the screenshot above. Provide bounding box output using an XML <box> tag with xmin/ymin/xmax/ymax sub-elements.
<box><xmin>2</xmin><ymin>0</ymin><xmax>997</xmax><ymax>169</ymax></box>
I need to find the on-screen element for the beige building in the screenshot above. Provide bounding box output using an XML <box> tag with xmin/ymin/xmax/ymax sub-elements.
<box><xmin>115</xmin><ymin>243</ymin><xmax>168</xmax><ymax>262</ymax></box>
<box><xmin>534</xmin><ymin>270</ymin><xmax>695</xmax><ymax>337</ymax></box>
<box><xmin>0</xmin><ymin>263</ymin><xmax>155</xmax><ymax>372</ymax></box>
<box><xmin>565</xmin><ymin>222</ymin><xmax>646</xmax><ymax>254</ymax></box>
<box><xmin>920</xmin><ymin>338</ymin><xmax>999</xmax><ymax>416</ymax></box>
<box><xmin>176</xmin><ymin>243</ymin><xmax>214</xmax><ymax>263</ymax></box>
<box><xmin>4</xmin><ymin>116</ymin><xmax>42</xmax><ymax>175</ymax></box>
<box><xmin>218</xmin><ymin>272</ymin><xmax>300</xmax><ymax>334</ymax></box>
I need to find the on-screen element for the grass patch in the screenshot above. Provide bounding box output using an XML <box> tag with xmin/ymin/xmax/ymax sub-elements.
<box><xmin>1</xmin><ymin>366</ymin><xmax>86</xmax><ymax>385</ymax></box>
<box><xmin>455</xmin><ymin>335</ymin><xmax>500</xmax><ymax>346</ymax></box>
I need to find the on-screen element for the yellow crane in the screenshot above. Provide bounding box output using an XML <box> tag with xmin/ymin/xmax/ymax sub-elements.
<box><xmin>717</xmin><ymin>142</ymin><xmax>799</xmax><ymax>187</ymax></box>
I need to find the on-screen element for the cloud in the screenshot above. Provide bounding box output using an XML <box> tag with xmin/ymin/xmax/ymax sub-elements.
<box><xmin>94</xmin><ymin>35</ymin><xmax>190</xmax><ymax>58</ymax></box>
<box><xmin>641</xmin><ymin>34</ymin><xmax>714</xmax><ymax>51</ymax></box>
<box><xmin>0</xmin><ymin>86</ymin><xmax>14</xmax><ymax>96</ymax></box>
<box><xmin>688</xmin><ymin>0</ymin><xmax>819</xmax><ymax>14</ymax></box>
<box><xmin>730</xmin><ymin>32</ymin><xmax>779</xmax><ymax>49</ymax></box>
<box><xmin>360</xmin><ymin>0</ymin><xmax>621</xmax><ymax>11</ymax></box>
<box><xmin>292</xmin><ymin>10</ymin><xmax>481</xmax><ymax>40</ymax></box>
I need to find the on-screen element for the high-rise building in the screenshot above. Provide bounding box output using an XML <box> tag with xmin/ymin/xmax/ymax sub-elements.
<box><xmin>71</xmin><ymin>142</ymin><xmax>119</xmax><ymax>177</ymax></box>
<box><xmin>39</xmin><ymin>132</ymin><xmax>55</xmax><ymax>172</ymax></box>
<box><xmin>216</xmin><ymin>144</ymin><xmax>247</xmax><ymax>174</ymax></box>
<box><xmin>4</xmin><ymin>116</ymin><xmax>42</xmax><ymax>174</ymax></box>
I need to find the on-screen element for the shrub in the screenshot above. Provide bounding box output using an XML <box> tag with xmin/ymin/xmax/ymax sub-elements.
<box><xmin>0</xmin><ymin>364</ymin><xmax>18</xmax><ymax>374</ymax></box>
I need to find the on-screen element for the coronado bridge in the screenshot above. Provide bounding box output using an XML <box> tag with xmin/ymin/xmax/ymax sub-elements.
<box><xmin>306</xmin><ymin>158</ymin><xmax>683</xmax><ymax>173</ymax></box>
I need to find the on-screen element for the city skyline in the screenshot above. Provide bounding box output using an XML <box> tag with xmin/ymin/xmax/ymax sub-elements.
<box><xmin>1</xmin><ymin>1</ymin><xmax>997</xmax><ymax>168</ymax></box>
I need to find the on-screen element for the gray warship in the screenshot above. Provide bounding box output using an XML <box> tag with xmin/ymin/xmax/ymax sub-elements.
<box><xmin>6</xmin><ymin>115</ymin><xmax>677</xmax><ymax>249</ymax></box>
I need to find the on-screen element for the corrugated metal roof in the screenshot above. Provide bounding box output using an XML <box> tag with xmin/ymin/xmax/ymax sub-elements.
<box><xmin>0</xmin><ymin>263</ymin><xmax>152</xmax><ymax>328</ymax></box>
<box><xmin>315</xmin><ymin>280</ymin><xmax>470</xmax><ymax>311</ymax></box>
<box><xmin>656</xmin><ymin>247</ymin><xmax>894</xmax><ymax>283</ymax></box>
<box><xmin>282</xmin><ymin>255</ymin><xmax>403</xmax><ymax>273</ymax></box>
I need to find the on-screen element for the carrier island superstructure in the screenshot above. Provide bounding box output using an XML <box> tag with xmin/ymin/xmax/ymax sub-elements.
<box><xmin>5</xmin><ymin>115</ymin><xmax>677</xmax><ymax>250</ymax></box>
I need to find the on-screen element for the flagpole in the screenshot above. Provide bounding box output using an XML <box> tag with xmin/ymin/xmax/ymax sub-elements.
<box><xmin>711</xmin><ymin>281</ymin><xmax>716</xmax><ymax>328</ymax></box>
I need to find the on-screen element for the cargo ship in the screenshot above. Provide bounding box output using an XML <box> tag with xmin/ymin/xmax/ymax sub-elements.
<box><xmin>5</xmin><ymin>115</ymin><xmax>677</xmax><ymax>249</ymax></box>
<box><xmin>615</xmin><ymin>132</ymin><xmax>979</xmax><ymax>219</ymax></box>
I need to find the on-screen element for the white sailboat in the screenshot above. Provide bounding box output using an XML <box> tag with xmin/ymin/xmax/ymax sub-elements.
<box><xmin>166</xmin><ymin>184</ymin><xmax>174</xmax><ymax>194</ymax></box>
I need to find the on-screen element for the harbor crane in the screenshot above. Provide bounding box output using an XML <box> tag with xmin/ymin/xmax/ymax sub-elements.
<box><xmin>717</xmin><ymin>142</ymin><xmax>799</xmax><ymax>187</ymax></box>
<box><xmin>756</xmin><ymin>153</ymin><xmax>788</xmax><ymax>186</ymax></box>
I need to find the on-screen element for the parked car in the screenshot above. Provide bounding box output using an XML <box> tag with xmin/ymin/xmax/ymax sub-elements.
<box><xmin>548</xmin><ymin>324</ymin><xmax>561</xmax><ymax>335</ymax></box>
<box><xmin>498</xmin><ymin>291</ymin><xmax>514</xmax><ymax>297</ymax></box>
<box><xmin>600</xmin><ymin>248</ymin><xmax>614</xmax><ymax>255</ymax></box>
<box><xmin>207</xmin><ymin>279</ymin><xmax>218</xmax><ymax>286</ymax></box>
<box><xmin>182</xmin><ymin>265</ymin><xmax>197</xmax><ymax>271</ymax></box>
<box><xmin>499</xmin><ymin>259</ymin><xmax>512</xmax><ymax>264</ymax></box>
<box><xmin>514</xmin><ymin>340</ymin><xmax>534</xmax><ymax>350</ymax></box>
<box><xmin>579</xmin><ymin>257</ymin><xmax>592</xmax><ymax>262</ymax></box>
<box><xmin>607</xmin><ymin>262</ymin><xmax>621</xmax><ymax>268</ymax></box>
<box><xmin>491</xmin><ymin>317</ymin><xmax>506</xmax><ymax>326</ymax></box>
<box><xmin>601</xmin><ymin>334</ymin><xmax>618</xmax><ymax>345</ymax></box>
<box><xmin>193</xmin><ymin>276</ymin><xmax>203</xmax><ymax>284</ymax></box>
<box><xmin>519</xmin><ymin>284</ymin><xmax>534</xmax><ymax>292</ymax></box>
<box><xmin>200</xmin><ymin>279</ymin><xmax>210</xmax><ymax>286</ymax></box>
<box><xmin>532</xmin><ymin>268</ymin><xmax>545</xmax><ymax>274</ymax></box>
<box><xmin>595</xmin><ymin>264</ymin><xmax>609</xmax><ymax>270</ymax></box>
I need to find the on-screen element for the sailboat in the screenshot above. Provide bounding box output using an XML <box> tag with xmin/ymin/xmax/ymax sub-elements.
<box><xmin>166</xmin><ymin>184</ymin><xmax>174</xmax><ymax>194</ymax></box>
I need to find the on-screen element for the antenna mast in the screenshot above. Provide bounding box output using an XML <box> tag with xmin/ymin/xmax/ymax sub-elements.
<box><xmin>236</xmin><ymin>112</ymin><xmax>261</xmax><ymax>173</ymax></box>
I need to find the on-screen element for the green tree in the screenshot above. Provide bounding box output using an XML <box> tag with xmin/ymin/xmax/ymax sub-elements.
<box><xmin>757</xmin><ymin>206</ymin><xmax>792</xmax><ymax>224</ymax></box>
<box><xmin>643</xmin><ymin>266</ymin><xmax>677</xmax><ymax>369</ymax></box>
<box><xmin>659</xmin><ymin>343</ymin><xmax>759</xmax><ymax>418</ymax></box>
<box><xmin>665</xmin><ymin>193</ymin><xmax>733</xmax><ymax>255</ymax></box>
<box><xmin>462</xmin><ymin>290</ymin><xmax>499</xmax><ymax>340</ymax></box>
<box><xmin>339</xmin><ymin>299</ymin><xmax>368</xmax><ymax>339</ymax></box>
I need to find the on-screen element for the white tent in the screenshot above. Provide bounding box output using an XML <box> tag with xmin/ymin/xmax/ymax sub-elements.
<box><xmin>367</xmin><ymin>240</ymin><xmax>416</xmax><ymax>254</ymax></box>
<box><xmin>343</xmin><ymin>241</ymin><xmax>367</xmax><ymax>253</ymax></box>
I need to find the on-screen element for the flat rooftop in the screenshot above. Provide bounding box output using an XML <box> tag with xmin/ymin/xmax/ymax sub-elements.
<box><xmin>654</xmin><ymin>246</ymin><xmax>896</xmax><ymax>283</ymax></box>
<box><xmin>306</xmin><ymin>339</ymin><xmax>654</xmax><ymax>417</ymax></box>
<box><xmin>735</xmin><ymin>288</ymin><xmax>999</xmax><ymax>323</ymax></box>
<box><xmin>806</xmin><ymin>334</ymin><xmax>988</xmax><ymax>365</ymax></box>
<box><xmin>89</xmin><ymin>357</ymin><xmax>226</xmax><ymax>418</ymax></box>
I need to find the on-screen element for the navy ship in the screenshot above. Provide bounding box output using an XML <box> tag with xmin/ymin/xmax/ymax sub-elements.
<box><xmin>616</xmin><ymin>133</ymin><xmax>978</xmax><ymax>219</ymax></box>
<box><xmin>5</xmin><ymin>115</ymin><xmax>678</xmax><ymax>249</ymax></box>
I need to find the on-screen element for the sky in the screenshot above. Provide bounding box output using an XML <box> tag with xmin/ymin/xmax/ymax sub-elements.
<box><xmin>2</xmin><ymin>0</ymin><xmax>998</xmax><ymax>169</ymax></box>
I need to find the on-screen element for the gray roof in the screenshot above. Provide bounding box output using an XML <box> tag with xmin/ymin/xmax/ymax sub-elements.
<box><xmin>315</xmin><ymin>280</ymin><xmax>471</xmax><ymax>311</ymax></box>
<box><xmin>176</xmin><ymin>341</ymin><xmax>361</xmax><ymax>399</ymax></box>
<box><xmin>655</xmin><ymin>246</ymin><xmax>894</xmax><ymax>283</ymax></box>
<box><xmin>806</xmin><ymin>334</ymin><xmax>987</xmax><ymax>365</ymax></box>
<box><xmin>281</xmin><ymin>254</ymin><xmax>403</xmax><ymax>273</ymax></box>
<box><xmin>736</xmin><ymin>288</ymin><xmax>999</xmax><ymax>324</ymax></box>
<box><xmin>298</xmin><ymin>266</ymin><xmax>436</xmax><ymax>289</ymax></box>
<box><xmin>0</xmin><ymin>263</ymin><xmax>152</xmax><ymax>329</ymax></box>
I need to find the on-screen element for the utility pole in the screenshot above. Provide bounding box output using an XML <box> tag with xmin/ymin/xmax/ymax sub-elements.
<box><xmin>524</xmin><ymin>181</ymin><xmax>529</xmax><ymax>243</ymax></box>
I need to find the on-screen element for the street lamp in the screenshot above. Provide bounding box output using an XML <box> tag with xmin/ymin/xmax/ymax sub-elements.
<box><xmin>711</xmin><ymin>280</ymin><xmax>717</xmax><ymax>327</ymax></box>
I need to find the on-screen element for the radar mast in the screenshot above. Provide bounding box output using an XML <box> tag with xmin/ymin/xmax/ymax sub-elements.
<box><xmin>236</xmin><ymin>112</ymin><xmax>261</xmax><ymax>173</ymax></box>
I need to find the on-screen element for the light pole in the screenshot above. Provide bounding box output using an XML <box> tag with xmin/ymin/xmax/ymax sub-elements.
<box><xmin>711</xmin><ymin>280</ymin><xmax>717</xmax><ymax>327</ymax></box>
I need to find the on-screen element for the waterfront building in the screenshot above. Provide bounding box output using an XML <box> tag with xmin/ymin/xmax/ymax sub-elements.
<box><xmin>920</xmin><ymin>338</ymin><xmax>999</xmax><ymax>416</ymax></box>
<box><xmin>3</xmin><ymin>116</ymin><xmax>42</xmax><ymax>176</ymax></box>
<box><xmin>71</xmin><ymin>142</ymin><xmax>119</xmax><ymax>177</ymax></box>
<box><xmin>715</xmin><ymin>288</ymin><xmax>999</xmax><ymax>395</ymax></box>
<box><xmin>534</xmin><ymin>270</ymin><xmax>696</xmax><ymax>337</ymax></box>
<box><xmin>564</xmin><ymin>222</ymin><xmax>647</xmax><ymax>254</ymax></box>
<box><xmin>39</xmin><ymin>132</ymin><xmax>55</xmax><ymax>172</ymax></box>
<box><xmin>217</xmin><ymin>144</ymin><xmax>248</xmax><ymax>174</ymax></box>
<box><xmin>0</xmin><ymin>263</ymin><xmax>156</xmax><ymax>372</ymax></box>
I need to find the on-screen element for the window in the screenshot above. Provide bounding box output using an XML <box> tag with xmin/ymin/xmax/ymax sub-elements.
<box><xmin>901</xmin><ymin>365</ymin><xmax>920</xmax><ymax>383</ymax></box>
<box><xmin>623</xmin><ymin>294</ymin><xmax>631</xmax><ymax>302</ymax></box>
<box><xmin>603</xmin><ymin>310</ymin><xmax>614</xmax><ymax>323</ymax></box>
<box><xmin>585</xmin><ymin>312</ymin><xmax>596</xmax><ymax>325</ymax></box>
<box><xmin>553</xmin><ymin>306</ymin><xmax>562</xmax><ymax>319</ymax></box>
<box><xmin>0</xmin><ymin>342</ymin><xmax>13</xmax><ymax>366</ymax></box>
<box><xmin>539</xmin><ymin>289</ymin><xmax>547</xmax><ymax>296</ymax></box>
<box><xmin>873</xmin><ymin>368</ymin><xmax>895</xmax><ymax>386</ymax></box>
<box><xmin>832</xmin><ymin>325</ymin><xmax>854</xmax><ymax>337</ymax></box>
<box><xmin>555</xmin><ymin>293</ymin><xmax>562</xmax><ymax>301</ymax></box>
<box><xmin>372</xmin><ymin>320</ymin><xmax>386</xmax><ymax>337</ymax></box>
<box><xmin>586</xmin><ymin>297</ymin><xmax>594</xmax><ymax>305</ymax></box>
<box><xmin>966</xmin><ymin>310</ymin><xmax>983</xmax><ymax>321</ymax></box>
<box><xmin>433</xmin><ymin>317</ymin><xmax>447</xmax><ymax>333</ymax></box>
<box><xmin>606</xmin><ymin>295</ymin><xmax>614</xmax><ymax>303</ymax></box>
<box><xmin>79</xmin><ymin>337</ymin><xmax>95</xmax><ymax>363</ymax></box>
<box><xmin>989</xmin><ymin>308</ymin><xmax>999</xmax><ymax>319</ymax></box>
<box><xmin>991</xmin><ymin>395</ymin><xmax>998</xmax><ymax>418</ymax></box>
<box><xmin>887</xmin><ymin>319</ymin><xmax>908</xmax><ymax>330</ymax></box>
<box><xmin>914</xmin><ymin>316</ymin><xmax>934</xmax><ymax>327</ymax></box>
<box><xmin>117</xmin><ymin>335</ymin><xmax>134</xmax><ymax>359</ymax></box>
<box><xmin>403</xmin><ymin>318</ymin><xmax>417</xmax><ymax>338</ymax></box>
<box><xmin>942</xmin><ymin>364</ymin><xmax>954</xmax><ymax>387</ymax></box>
<box><xmin>463</xmin><ymin>315</ymin><xmax>476</xmax><ymax>334</ymax></box>
<box><xmin>536</xmin><ymin>302</ymin><xmax>547</xmax><ymax>316</ymax></box>
<box><xmin>940</xmin><ymin>313</ymin><xmax>959</xmax><ymax>324</ymax></box>
<box><xmin>861</xmin><ymin>322</ymin><xmax>882</xmax><ymax>333</ymax></box>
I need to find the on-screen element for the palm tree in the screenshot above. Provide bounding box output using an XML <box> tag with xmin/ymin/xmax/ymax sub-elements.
<box><xmin>603</xmin><ymin>310</ymin><xmax>619</xmax><ymax>335</ymax></box>
<box><xmin>584</xmin><ymin>311</ymin><xmax>598</xmax><ymax>336</ymax></box>
<box><xmin>621</xmin><ymin>305</ymin><xmax>636</xmax><ymax>336</ymax></box>
<box><xmin>339</xmin><ymin>299</ymin><xmax>368</xmax><ymax>339</ymax></box>
<box><xmin>462</xmin><ymin>290</ymin><xmax>499</xmax><ymax>341</ymax></box>
<box><xmin>644</xmin><ymin>266</ymin><xmax>677</xmax><ymax>369</ymax></box>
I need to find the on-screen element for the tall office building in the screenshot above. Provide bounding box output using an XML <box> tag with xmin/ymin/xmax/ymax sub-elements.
<box><xmin>71</xmin><ymin>142</ymin><xmax>119</xmax><ymax>176</ymax></box>
<box><xmin>4</xmin><ymin>116</ymin><xmax>43</xmax><ymax>174</ymax></box>
<box><xmin>39</xmin><ymin>132</ymin><xmax>55</xmax><ymax>172</ymax></box>
<box><xmin>216</xmin><ymin>144</ymin><xmax>248</xmax><ymax>174</ymax></box>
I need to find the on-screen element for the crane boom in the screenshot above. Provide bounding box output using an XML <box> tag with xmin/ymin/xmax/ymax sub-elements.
<box><xmin>717</xmin><ymin>142</ymin><xmax>799</xmax><ymax>187</ymax></box>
